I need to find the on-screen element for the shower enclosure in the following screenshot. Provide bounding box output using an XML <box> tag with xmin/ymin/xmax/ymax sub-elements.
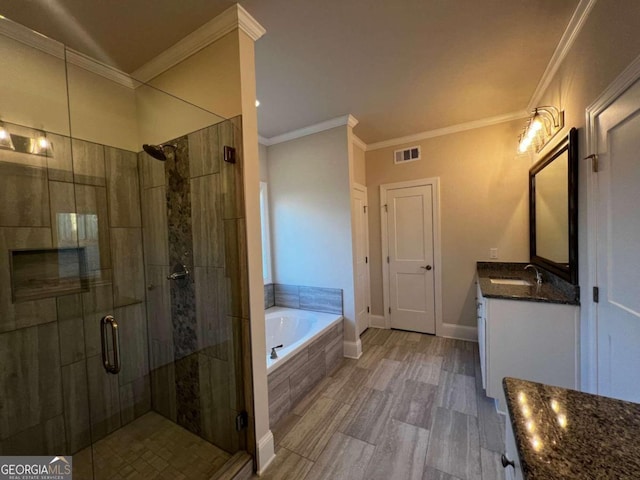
<box><xmin>0</xmin><ymin>18</ymin><xmax>253</xmax><ymax>480</ymax></box>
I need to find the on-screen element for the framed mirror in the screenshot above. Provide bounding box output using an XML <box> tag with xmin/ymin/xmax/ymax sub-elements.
<box><xmin>529</xmin><ymin>127</ymin><xmax>578</xmax><ymax>284</ymax></box>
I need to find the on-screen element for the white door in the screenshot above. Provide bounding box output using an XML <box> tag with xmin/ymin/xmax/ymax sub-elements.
<box><xmin>352</xmin><ymin>184</ymin><xmax>370</xmax><ymax>336</ymax></box>
<box><xmin>593</xmin><ymin>76</ymin><xmax>640</xmax><ymax>402</ymax></box>
<box><xmin>386</xmin><ymin>184</ymin><xmax>436</xmax><ymax>334</ymax></box>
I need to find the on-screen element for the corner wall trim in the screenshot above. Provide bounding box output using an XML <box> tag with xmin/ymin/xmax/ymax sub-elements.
<box><xmin>260</xmin><ymin>114</ymin><xmax>359</xmax><ymax>146</ymax></box>
<box><xmin>343</xmin><ymin>338</ymin><xmax>363</xmax><ymax>359</ymax></box>
<box><xmin>256</xmin><ymin>430</ymin><xmax>275</xmax><ymax>475</ymax></box>
<box><xmin>132</xmin><ymin>4</ymin><xmax>266</xmax><ymax>82</ymax></box>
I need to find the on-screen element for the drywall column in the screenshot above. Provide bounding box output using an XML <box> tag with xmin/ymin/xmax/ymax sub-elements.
<box><xmin>347</xmin><ymin>120</ymin><xmax>362</xmax><ymax>357</ymax></box>
<box><xmin>237</xmin><ymin>29</ymin><xmax>274</xmax><ymax>472</ymax></box>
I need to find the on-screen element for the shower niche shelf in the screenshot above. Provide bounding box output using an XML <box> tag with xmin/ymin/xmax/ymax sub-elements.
<box><xmin>10</xmin><ymin>247</ymin><xmax>90</xmax><ymax>303</ymax></box>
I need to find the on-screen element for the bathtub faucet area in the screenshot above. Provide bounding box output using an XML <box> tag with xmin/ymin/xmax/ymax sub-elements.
<box><xmin>270</xmin><ymin>345</ymin><xmax>283</xmax><ymax>359</ymax></box>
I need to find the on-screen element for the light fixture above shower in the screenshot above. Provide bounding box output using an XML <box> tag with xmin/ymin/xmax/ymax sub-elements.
<box><xmin>143</xmin><ymin>143</ymin><xmax>177</xmax><ymax>161</ymax></box>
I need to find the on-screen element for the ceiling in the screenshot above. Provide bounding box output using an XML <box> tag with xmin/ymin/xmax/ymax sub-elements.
<box><xmin>0</xmin><ymin>0</ymin><xmax>580</xmax><ymax>144</ymax></box>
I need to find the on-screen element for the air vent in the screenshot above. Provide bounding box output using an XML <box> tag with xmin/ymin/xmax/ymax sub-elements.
<box><xmin>394</xmin><ymin>145</ymin><xmax>421</xmax><ymax>164</ymax></box>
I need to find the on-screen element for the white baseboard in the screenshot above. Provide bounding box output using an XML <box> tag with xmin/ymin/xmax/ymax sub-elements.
<box><xmin>256</xmin><ymin>430</ymin><xmax>275</xmax><ymax>476</ymax></box>
<box><xmin>343</xmin><ymin>338</ymin><xmax>362</xmax><ymax>359</ymax></box>
<box><xmin>438</xmin><ymin>323</ymin><xmax>478</xmax><ymax>342</ymax></box>
<box><xmin>369</xmin><ymin>315</ymin><xmax>386</xmax><ymax>329</ymax></box>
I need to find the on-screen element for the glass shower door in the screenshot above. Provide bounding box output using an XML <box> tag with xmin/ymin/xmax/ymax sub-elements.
<box><xmin>0</xmin><ymin>24</ymin><xmax>95</xmax><ymax>477</ymax></box>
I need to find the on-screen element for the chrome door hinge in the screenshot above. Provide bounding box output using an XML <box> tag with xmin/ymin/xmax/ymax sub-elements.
<box><xmin>235</xmin><ymin>411</ymin><xmax>248</xmax><ymax>431</ymax></box>
<box><xmin>593</xmin><ymin>286</ymin><xmax>599</xmax><ymax>303</ymax></box>
<box><xmin>585</xmin><ymin>154</ymin><xmax>598</xmax><ymax>173</ymax></box>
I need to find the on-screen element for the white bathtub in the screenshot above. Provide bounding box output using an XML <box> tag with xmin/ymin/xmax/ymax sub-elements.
<box><xmin>265</xmin><ymin>306</ymin><xmax>343</xmax><ymax>373</ymax></box>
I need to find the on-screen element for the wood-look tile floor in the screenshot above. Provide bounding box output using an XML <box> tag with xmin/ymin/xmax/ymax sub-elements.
<box><xmin>258</xmin><ymin>328</ymin><xmax>506</xmax><ymax>480</ymax></box>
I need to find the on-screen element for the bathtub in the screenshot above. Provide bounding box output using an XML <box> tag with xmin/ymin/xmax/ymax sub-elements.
<box><xmin>265</xmin><ymin>306</ymin><xmax>343</xmax><ymax>374</ymax></box>
<box><xmin>265</xmin><ymin>306</ymin><xmax>344</xmax><ymax>426</ymax></box>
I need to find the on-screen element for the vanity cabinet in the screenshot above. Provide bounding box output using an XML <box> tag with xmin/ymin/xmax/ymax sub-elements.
<box><xmin>504</xmin><ymin>410</ymin><xmax>523</xmax><ymax>480</ymax></box>
<box><xmin>476</xmin><ymin>283</ymin><xmax>579</xmax><ymax>413</ymax></box>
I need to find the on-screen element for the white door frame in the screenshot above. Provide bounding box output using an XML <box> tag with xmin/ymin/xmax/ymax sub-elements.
<box><xmin>584</xmin><ymin>52</ymin><xmax>640</xmax><ymax>394</ymax></box>
<box><xmin>380</xmin><ymin>177</ymin><xmax>442</xmax><ymax>335</ymax></box>
<box><xmin>352</xmin><ymin>182</ymin><xmax>371</xmax><ymax>333</ymax></box>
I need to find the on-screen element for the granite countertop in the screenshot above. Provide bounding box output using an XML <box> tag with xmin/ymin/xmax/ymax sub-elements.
<box><xmin>477</xmin><ymin>262</ymin><xmax>579</xmax><ymax>305</ymax></box>
<box><xmin>503</xmin><ymin>377</ymin><xmax>640</xmax><ymax>479</ymax></box>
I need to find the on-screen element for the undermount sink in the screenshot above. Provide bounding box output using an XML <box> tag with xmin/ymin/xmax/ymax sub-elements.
<box><xmin>489</xmin><ymin>278</ymin><xmax>532</xmax><ymax>286</ymax></box>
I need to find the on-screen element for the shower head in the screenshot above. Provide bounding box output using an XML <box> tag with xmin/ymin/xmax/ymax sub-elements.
<box><xmin>143</xmin><ymin>143</ymin><xmax>176</xmax><ymax>161</ymax></box>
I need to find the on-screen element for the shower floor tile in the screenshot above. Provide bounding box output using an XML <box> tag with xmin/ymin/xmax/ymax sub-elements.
<box><xmin>75</xmin><ymin>411</ymin><xmax>231</xmax><ymax>479</ymax></box>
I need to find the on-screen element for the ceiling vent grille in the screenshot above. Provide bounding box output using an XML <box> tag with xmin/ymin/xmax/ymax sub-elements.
<box><xmin>394</xmin><ymin>146</ymin><xmax>421</xmax><ymax>164</ymax></box>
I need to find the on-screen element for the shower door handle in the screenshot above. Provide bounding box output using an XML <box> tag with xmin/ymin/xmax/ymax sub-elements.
<box><xmin>101</xmin><ymin>315</ymin><xmax>121</xmax><ymax>374</ymax></box>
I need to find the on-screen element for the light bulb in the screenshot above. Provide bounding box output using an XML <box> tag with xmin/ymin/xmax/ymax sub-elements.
<box><xmin>255</xmin><ymin>99</ymin><xmax>260</xmax><ymax>107</ymax></box>
<box><xmin>30</xmin><ymin>134</ymin><xmax>53</xmax><ymax>156</ymax></box>
<box><xmin>0</xmin><ymin>123</ymin><xmax>14</xmax><ymax>150</ymax></box>
<box><xmin>530</xmin><ymin>118</ymin><xmax>542</xmax><ymax>133</ymax></box>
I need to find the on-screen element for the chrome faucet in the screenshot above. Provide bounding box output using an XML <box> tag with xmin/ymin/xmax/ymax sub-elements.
<box><xmin>270</xmin><ymin>345</ymin><xmax>283</xmax><ymax>359</ymax></box>
<box><xmin>525</xmin><ymin>264</ymin><xmax>543</xmax><ymax>285</ymax></box>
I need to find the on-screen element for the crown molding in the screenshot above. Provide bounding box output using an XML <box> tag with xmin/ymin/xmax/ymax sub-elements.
<box><xmin>65</xmin><ymin>49</ymin><xmax>136</xmax><ymax>88</ymax></box>
<box><xmin>260</xmin><ymin>114</ymin><xmax>359</xmax><ymax>146</ymax></box>
<box><xmin>0</xmin><ymin>15</ymin><xmax>64</xmax><ymax>59</ymax></box>
<box><xmin>353</xmin><ymin>135</ymin><xmax>367</xmax><ymax>151</ymax></box>
<box><xmin>0</xmin><ymin>16</ymin><xmax>136</xmax><ymax>88</ymax></box>
<box><xmin>132</xmin><ymin>4</ymin><xmax>265</xmax><ymax>83</ymax></box>
<box><xmin>258</xmin><ymin>135</ymin><xmax>270</xmax><ymax>145</ymax></box>
<box><xmin>237</xmin><ymin>4</ymin><xmax>267</xmax><ymax>41</ymax></box>
<box><xmin>366</xmin><ymin>110</ymin><xmax>529</xmax><ymax>151</ymax></box>
<box><xmin>527</xmin><ymin>0</ymin><xmax>598</xmax><ymax>110</ymax></box>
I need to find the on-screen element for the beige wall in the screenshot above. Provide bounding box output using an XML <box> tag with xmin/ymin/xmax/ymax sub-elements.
<box><xmin>0</xmin><ymin>33</ymin><xmax>69</xmax><ymax>136</ymax></box>
<box><xmin>146</xmin><ymin>33</ymin><xmax>242</xmax><ymax>120</ymax></box>
<box><xmin>353</xmin><ymin>142</ymin><xmax>366</xmax><ymax>185</ymax></box>
<box><xmin>267</xmin><ymin>126</ymin><xmax>357</xmax><ymax>345</ymax></box>
<box><xmin>67</xmin><ymin>64</ymin><xmax>139</xmax><ymax>151</ymax></box>
<box><xmin>532</xmin><ymin>0</ymin><xmax>640</xmax><ymax>384</ymax></box>
<box><xmin>366</xmin><ymin>120</ymin><xmax>529</xmax><ymax>327</ymax></box>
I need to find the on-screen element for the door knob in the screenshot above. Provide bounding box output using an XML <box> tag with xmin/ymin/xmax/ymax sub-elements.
<box><xmin>420</xmin><ymin>265</ymin><xmax>432</xmax><ymax>271</ymax></box>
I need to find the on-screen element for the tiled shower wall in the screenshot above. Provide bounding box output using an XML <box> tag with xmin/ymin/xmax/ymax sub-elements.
<box><xmin>0</xmin><ymin>122</ymin><xmax>149</xmax><ymax>455</ymax></box>
<box><xmin>140</xmin><ymin>115</ymin><xmax>252</xmax><ymax>455</ymax></box>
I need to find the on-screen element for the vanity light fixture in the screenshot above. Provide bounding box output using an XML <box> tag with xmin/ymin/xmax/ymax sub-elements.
<box><xmin>0</xmin><ymin>121</ymin><xmax>15</xmax><ymax>150</ymax></box>
<box><xmin>518</xmin><ymin>106</ymin><xmax>564</xmax><ymax>154</ymax></box>
<box><xmin>30</xmin><ymin>133</ymin><xmax>53</xmax><ymax>156</ymax></box>
<box><xmin>0</xmin><ymin>120</ymin><xmax>54</xmax><ymax>157</ymax></box>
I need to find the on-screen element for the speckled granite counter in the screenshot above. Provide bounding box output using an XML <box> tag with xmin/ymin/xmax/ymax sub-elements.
<box><xmin>503</xmin><ymin>377</ymin><xmax>640</xmax><ymax>479</ymax></box>
<box><xmin>477</xmin><ymin>262</ymin><xmax>579</xmax><ymax>305</ymax></box>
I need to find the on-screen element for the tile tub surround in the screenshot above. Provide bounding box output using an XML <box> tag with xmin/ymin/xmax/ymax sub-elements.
<box><xmin>264</xmin><ymin>283</ymin><xmax>275</xmax><ymax>309</ymax></box>
<box><xmin>477</xmin><ymin>262</ymin><xmax>579</xmax><ymax>305</ymax></box>
<box><xmin>273</xmin><ymin>284</ymin><xmax>343</xmax><ymax>314</ymax></box>
<box><xmin>503</xmin><ymin>377</ymin><xmax>640</xmax><ymax>479</ymax></box>
<box><xmin>262</xmin><ymin>329</ymin><xmax>506</xmax><ymax>480</ymax></box>
<box><xmin>267</xmin><ymin>312</ymin><xmax>344</xmax><ymax>427</ymax></box>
